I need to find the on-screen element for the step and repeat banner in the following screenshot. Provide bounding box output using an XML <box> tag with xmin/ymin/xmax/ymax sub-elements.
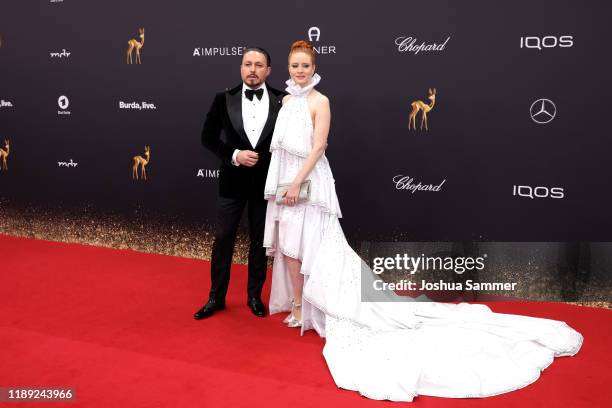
<box><xmin>1</xmin><ymin>0</ymin><xmax>611</xmax><ymax>287</ymax></box>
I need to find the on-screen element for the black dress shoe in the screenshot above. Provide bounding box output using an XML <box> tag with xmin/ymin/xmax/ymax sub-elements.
<box><xmin>247</xmin><ymin>297</ymin><xmax>266</xmax><ymax>317</ymax></box>
<box><xmin>194</xmin><ymin>299</ymin><xmax>226</xmax><ymax>320</ymax></box>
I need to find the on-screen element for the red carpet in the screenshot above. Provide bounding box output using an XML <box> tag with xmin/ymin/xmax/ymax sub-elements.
<box><xmin>0</xmin><ymin>234</ymin><xmax>609</xmax><ymax>407</ymax></box>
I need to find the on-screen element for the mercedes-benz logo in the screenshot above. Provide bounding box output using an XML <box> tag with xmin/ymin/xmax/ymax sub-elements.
<box><xmin>58</xmin><ymin>95</ymin><xmax>69</xmax><ymax>110</ymax></box>
<box><xmin>530</xmin><ymin>98</ymin><xmax>556</xmax><ymax>124</ymax></box>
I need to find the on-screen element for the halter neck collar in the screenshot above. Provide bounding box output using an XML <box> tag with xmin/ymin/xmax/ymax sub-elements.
<box><xmin>285</xmin><ymin>73</ymin><xmax>321</xmax><ymax>97</ymax></box>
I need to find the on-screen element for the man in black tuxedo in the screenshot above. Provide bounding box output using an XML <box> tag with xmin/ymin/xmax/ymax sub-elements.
<box><xmin>194</xmin><ymin>47</ymin><xmax>285</xmax><ymax>319</ymax></box>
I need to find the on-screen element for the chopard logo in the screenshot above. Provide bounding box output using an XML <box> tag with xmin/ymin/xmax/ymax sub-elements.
<box><xmin>530</xmin><ymin>99</ymin><xmax>556</xmax><ymax>124</ymax></box>
<box><xmin>395</xmin><ymin>36</ymin><xmax>450</xmax><ymax>54</ymax></box>
<box><xmin>520</xmin><ymin>35</ymin><xmax>573</xmax><ymax>50</ymax></box>
<box><xmin>119</xmin><ymin>101</ymin><xmax>157</xmax><ymax>110</ymax></box>
<box><xmin>393</xmin><ymin>175</ymin><xmax>446</xmax><ymax>193</ymax></box>
<box><xmin>50</xmin><ymin>49</ymin><xmax>71</xmax><ymax>58</ymax></box>
<box><xmin>58</xmin><ymin>159</ymin><xmax>78</xmax><ymax>168</ymax></box>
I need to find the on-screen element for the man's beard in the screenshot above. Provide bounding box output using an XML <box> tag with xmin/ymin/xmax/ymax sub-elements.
<box><xmin>246</xmin><ymin>76</ymin><xmax>263</xmax><ymax>87</ymax></box>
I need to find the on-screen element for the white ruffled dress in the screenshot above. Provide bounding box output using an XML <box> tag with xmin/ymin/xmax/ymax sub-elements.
<box><xmin>263</xmin><ymin>73</ymin><xmax>340</xmax><ymax>333</ymax></box>
<box><xmin>262</xmin><ymin>74</ymin><xmax>583</xmax><ymax>402</ymax></box>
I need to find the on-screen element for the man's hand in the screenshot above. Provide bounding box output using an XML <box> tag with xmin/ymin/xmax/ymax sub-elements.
<box><xmin>236</xmin><ymin>150</ymin><xmax>259</xmax><ymax>167</ymax></box>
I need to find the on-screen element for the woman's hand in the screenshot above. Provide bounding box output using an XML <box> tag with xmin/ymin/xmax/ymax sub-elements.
<box><xmin>283</xmin><ymin>183</ymin><xmax>301</xmax><ymax>206</ymax></box>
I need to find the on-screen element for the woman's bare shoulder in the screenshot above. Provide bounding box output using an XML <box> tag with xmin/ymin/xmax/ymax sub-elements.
<box><xmin>309</xmin><ymin>89</ymin><xmax>330</xmax><ymax>108</ymax></box>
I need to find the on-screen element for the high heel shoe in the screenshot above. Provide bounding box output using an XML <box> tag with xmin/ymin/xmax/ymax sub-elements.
<box><xmin>282</xmin><ymin>299</ymin><xmax>295</xmax><ymax>324</ymax></box>
<box><xmin>286</xmin><ymin>302</ymin><xmax>302</xmax><ymax>328</ymax></box>
<box><xmin>282</xmin><ymin>312</ymin><xmax>294</xmax><ymax>324</ymax></box>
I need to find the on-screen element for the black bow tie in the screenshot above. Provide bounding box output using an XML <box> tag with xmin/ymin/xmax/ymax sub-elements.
<box><xmin>245</xmin><ymin>88</ymin><xmax>264</xmax><ymax>101</ymax></box>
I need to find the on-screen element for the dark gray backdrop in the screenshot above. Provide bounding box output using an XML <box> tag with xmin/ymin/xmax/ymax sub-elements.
<box><xmin>1</xmin><ymin>0</ymin><xmax>611</xmax><ymax>242</ymax></box>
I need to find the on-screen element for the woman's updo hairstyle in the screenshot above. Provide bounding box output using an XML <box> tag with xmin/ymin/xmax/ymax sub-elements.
<box><xmin>289</xmin><ymin>40</ymin><xmax>316</xmax><ymax>64</ymax></box>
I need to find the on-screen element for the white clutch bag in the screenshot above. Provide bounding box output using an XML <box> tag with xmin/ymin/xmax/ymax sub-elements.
<box><xmin>275</xmin><ymin>180</ymin><xmax>311</xmax><ymax>204</ymax></box>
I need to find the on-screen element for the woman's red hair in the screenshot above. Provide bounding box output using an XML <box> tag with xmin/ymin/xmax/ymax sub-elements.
<box><xmin>289</xmin><ymin>40</ymin><xmax>315</xmax><ymax>63</ymax></box>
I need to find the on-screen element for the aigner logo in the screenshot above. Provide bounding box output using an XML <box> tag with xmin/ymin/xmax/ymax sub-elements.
<box><xmin>0</xmin><ymin>139</ymin><xmax>10</xmax><ymax>171</ymax></box>
<box><xmin>58</xmin><ymin>159</ymin><xmax>78</xmax><ymax>168</ymax></box>
<box><xmin>306</xmin><ymin>26</ymin><xmax>336</xmax><ymax>55</ymax></box>
<box><xmin>132</xmin><ymin>146</ymin><xmax>151</xmax><ymax>180</ymax></box>
<box><xmin>50</xmin><ymin>49</ymin><xmax>71</xmax><ymax>58</ymax></box>
<box><xmin>530</xmin><ymin>98</ymin><xmax>556</xmax><ymax>124</ymax></box>
<box><xmin>0</xmin><ymin>99</ymin><xmax>14</xmax><ymax>108</ymax></box>
<box><xmin>57</xmin><ymin>95</ymin><xmax>70</xmax><ymax>115</ymax></box>
<box><xmin>395</xmin><ymin>36</ymin><xmax>450</xmax><ymax>54</ymax></box>
<box><xmin>520</xmin><ymin>35</ymin><xmax>573</xmax><ymax>50</ymax></box>
<box><xmin>393</xmin><ymin>175</ymin><xmax>446</xmax><ymax>194</ymax></box>
<box><xmin>409</xmin><ymin>88</ymin><xmax>437</xmax><ymax>130</ymax></box>
<box><xmin>308</xmin><ymin>27</ymin><xmax>320</xmax><ymax>42</ymax></box>
<box><xmin>513</xmin><ymin>185</ymin><xmax>564</xmax><ymax>199</ymax></box>
<box><xmin>126</xmin><ymin>28</ymin><xmax>145</xmax><ymax>64</ymax></box>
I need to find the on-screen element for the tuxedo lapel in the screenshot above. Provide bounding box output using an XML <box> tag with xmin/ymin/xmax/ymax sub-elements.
<box><xmin>255</xmin><ymin>84</ymin><xmax>282</xmax><ymax>149</ymax></box>
<box><xmin>225</xmin><ymin>85</ymin><xmax>251</xmax><ymax>146</ymax></box>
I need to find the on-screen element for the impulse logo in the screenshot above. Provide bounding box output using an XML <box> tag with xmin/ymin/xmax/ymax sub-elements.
<box><xmin>58</xmin><ymin>159</ymin><xmax>78</xmax><ymax>168</ymax></box>
<box><xmin>197</xmin><ymin>169</ymin><xmax>219</xmax><ymax>178</ymax></box>
<box><xmin>0</xmin><ymin>99</ymin><xmax>14</xmax><ymax>108</ymax></box>
<box><xmin>50</xmin><ymin>49</ymin><xmax>71</xmax><ymax>58</ymax></box>
<box><xmin>513</xmin><ymin>185</ymin><xmax>564</xmax><ymax>199</ymax></box>
<box><xmin>119</xmin><ymin>101</ymin><xmax>157</xmax><ymax>110</ymax></box>
<box><xmin>193</xmin><ymin>46</ymin><xmax>246</xmax><ymax>57</ymax></box>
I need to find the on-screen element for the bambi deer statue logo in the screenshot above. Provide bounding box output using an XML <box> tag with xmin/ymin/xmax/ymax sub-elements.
<box><xmin>408</xmin><ymin>88</ymin><xmax>437</xmax><ymax>130</ymax></box>
<box><xmin>126</xmin><ymin>28</ymin><xmax>145</xmax><ymax>64</ymax></box>
<box><xmin>0</xmin><ymin>139</ymin><xmax>9</xmax><ymax>171</ymax></box>
<box><xmin>132</xmin><ymin>145</ymin><xmax>150</xmax><ymax>180</ymax></box>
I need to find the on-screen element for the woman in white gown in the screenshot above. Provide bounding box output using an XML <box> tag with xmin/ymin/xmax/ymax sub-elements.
<box><xmin>263</xmin><ymin>40</ymin><xmax>583</xmax><ymax>402</ymax></box>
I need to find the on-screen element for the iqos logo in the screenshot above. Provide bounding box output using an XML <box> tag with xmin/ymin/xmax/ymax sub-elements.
<box><xmin>520</xmin><ymin>36</ymin><xmax>573</xmax><ymax>50</ymax></box>
<box><xmin>513</xmin><ymin>185</ymin><xmax>564</xmax><ymax>199</ymax></box>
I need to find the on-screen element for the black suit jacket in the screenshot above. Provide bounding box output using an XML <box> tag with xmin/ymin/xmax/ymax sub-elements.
<box><xmin>201</xmin><ymin>83</ymin><xmax>285</xmax><ymax>199</ymax></box>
